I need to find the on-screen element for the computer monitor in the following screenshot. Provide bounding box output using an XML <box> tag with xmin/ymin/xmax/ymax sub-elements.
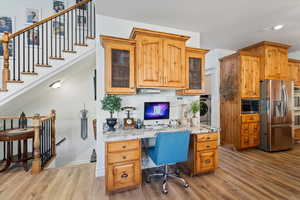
<box><xmin>144</xmin><ymin>102</ymin><xmax>170</xmax><ymax>120</ymax></box>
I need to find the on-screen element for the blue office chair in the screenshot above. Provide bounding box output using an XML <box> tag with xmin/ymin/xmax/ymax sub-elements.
<box><xmin>145</xmin><ymin>131</ymin><xmax>191</xmax><ymax>194</ymax></box>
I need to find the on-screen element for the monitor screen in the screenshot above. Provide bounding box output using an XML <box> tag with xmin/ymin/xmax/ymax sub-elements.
<box><xmin>144</xmin><ymin>102</ymin><xmax>170</xmax><ymax>120</ymax></box>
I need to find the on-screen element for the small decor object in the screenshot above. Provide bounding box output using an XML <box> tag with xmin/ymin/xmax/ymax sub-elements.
<box><xmin>19</xmin><ymin>112</ymin><xmax>27</xmax><ymax>129</ymax></box>
<box><xmin>135</xmin><ymin>119</ymin><xmax>143</xmax><ymax>129</ymax></box>
<box><xmin>90</xmin><ymin>149</ymin><xmax>97</xmax><ymax>163</ymax></box>
<box><xmin>101</xmin><ymin>95</ymin><xmax>122</xmax><ymax>132</ymax></box>
<box><xmin>25</xmin><ymin>8</ymin><xmax>40</xmax><ymax>24</ymax></box>
<box><xmin>80</xmin><ymin>105</ymin><xmax>88</xmax><ymax>140</ymax></box>
<box><xmin>121</xmin><ymin>106</ymin><xmax>136</xmax><ymax>129</ymax></box>
<box><xmin>53</xmin><ymin>0</ymin><xmax>66</xmax><ymax>13</ymax></box>
<box><xmin>0</xmin><ymin>16</ymin><xmax>12</xmax><ymax>33</ymax></box>
<box><xmin>190</xmin><ymin>101</ymin><xmax>200</xmax><ymax>127</ymax></box>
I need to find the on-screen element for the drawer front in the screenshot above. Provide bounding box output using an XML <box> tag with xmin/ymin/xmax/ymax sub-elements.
<box><xmin>107</xmin><ymin>150</ymin><xmax>140</xmax><ymax>164</ymax></box>
<box><xmin>197</xmin><ymin>141</ymin><xmax>218</xmax><ymax>151</ymax></box>
<box><xmin>107</xmin><ymin>140</ymin><xmax>140</xmax><ymax>153</ymax></box>
<box><xmin>196</xmin><ymin>150</ymin><xmax>217</xmax><ymax>173</ymax></box>
<box><xmin>197</xmin><ymin>133</ymin><xmax>218</xmax><ymax>142</ymax></box>
<box><xmin>295</xmin><ymin>129</ymin><xmax>300</xmax><ymax>140</ymax></box>
<box><xmin>241</xmin><ymin>114</ymin><xmax>260</xmax><ymax>123</ymax></box>
<box><xmin>107</xmin><ymin>161</ymin><xmax>141</xmax><ymax>191</ymax></box>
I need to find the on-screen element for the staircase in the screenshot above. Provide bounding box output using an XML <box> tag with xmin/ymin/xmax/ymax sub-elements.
<box><xmin>0</xmin><ymin>0</ymin><xmax>96</xmax><ymax>105</ymax></box>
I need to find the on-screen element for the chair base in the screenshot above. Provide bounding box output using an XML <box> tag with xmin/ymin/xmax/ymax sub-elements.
<box><xmin>146</xmin><ymin>165</ymin><xmax>189</xmax><ymax>194</ymax></box>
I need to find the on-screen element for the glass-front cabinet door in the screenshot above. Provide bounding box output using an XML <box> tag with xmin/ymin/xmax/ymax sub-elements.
<box><xmin>101</xmin><ymin>36</ymin><xmax>136</xmax><ymax>94</ymax></box>
<box><xmin>177</xmin><ymin>47</ymin><xmax>209</xmax><ymax>95</ymax></box>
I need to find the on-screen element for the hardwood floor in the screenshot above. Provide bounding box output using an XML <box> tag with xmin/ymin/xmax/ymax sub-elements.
<box><xmin>1</xmin><ymin>145</ymin><xmax>300</xmax><ymax>200</ymax></box>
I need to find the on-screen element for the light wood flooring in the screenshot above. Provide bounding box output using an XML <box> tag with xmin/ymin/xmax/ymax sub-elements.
<box><xmin>1</xmin><ymin>145</ymin><xmax>300</xmax><ymax>200</ymax></box>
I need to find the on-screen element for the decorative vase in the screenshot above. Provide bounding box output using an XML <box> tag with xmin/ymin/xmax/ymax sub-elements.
<box><xmin>106</xmin><ymin>118</ymin><xmax>117</xmax><ymax>131</ymax></box>
<box><xmin>191</xmin><ymin>117</ymin><xmax>199</xmax><ymax>127</ymax></box>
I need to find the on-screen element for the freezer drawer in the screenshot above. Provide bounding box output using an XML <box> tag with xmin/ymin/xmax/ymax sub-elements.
<box><xmin>269</xmin><ymin>124</ymin><xmax>293</xmax><ymax>151</ymax></box>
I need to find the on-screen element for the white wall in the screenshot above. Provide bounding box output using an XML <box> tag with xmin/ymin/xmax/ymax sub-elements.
<box><xmin>0</xmin><ymin>53</ymin><xmax>96</xmax><ymax>167</ymax></box>
<box><xmin>96</xmin><ymin>15</ymin><xmax>201</xmax><ymax>177</ymax></box>
<box><xmin>289</xmin><ymin>51</ymin><xmax>300</xmax><ymax>59</ymax></box>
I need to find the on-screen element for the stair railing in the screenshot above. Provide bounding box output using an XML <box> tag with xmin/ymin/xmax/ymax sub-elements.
<box><xmin>0</xmin><ymin>0</ymin><xmax>96</xmax><ymax>92</ymax></box>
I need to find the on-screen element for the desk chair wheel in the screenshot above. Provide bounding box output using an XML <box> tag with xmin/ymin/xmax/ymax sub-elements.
<box><xmin>184</xmin><ymin>183</ymin><xmax>189</xmax><ymax>188</ymax></box>
<box><xmin>146</xmin><ymin>177</ymin><xmax>151</xmax><ymax>183</ymax></box>
<box><xmin>162</xmin><ymin>180</ymin><xmax>168</xmax><ymax>194</ymax></box>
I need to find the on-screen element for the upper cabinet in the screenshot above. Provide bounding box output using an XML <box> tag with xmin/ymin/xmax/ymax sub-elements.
<box><xmin>177</xmin><ymin>47</ymin><xmax>209</xmax><ymax>95</ymax></box>
<box><xmin>101</xmin><ymin>28</ymin><xmax>209</xmax><ymax>94</ymax></box>
<box><xmin>289</xmin><ymin>58</ymin><xmax>300</xmax><ymax>86</ymax></box>
<box><xmin>240</xmin><ymin>41</ymin><xmax>291</xmax><ymax>81</ymax></box>
<box><xmin>101</xmin><ymin>36</ymin><xmax>136</xmax><ymax>94</ymax></box>
<box><xmin>240</xmin><ymin>53</ymin><xmax>260</xmax><ymax>98</ymax></box>
<box><xmin>130</xmin><ymin>28</ymin><xmax>190</xmax><ymax>89</ymax></box>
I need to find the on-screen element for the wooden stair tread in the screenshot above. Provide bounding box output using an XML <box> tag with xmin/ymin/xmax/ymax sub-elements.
<box><xmin>74</xmin><ymin>43</ymin><xmax>88</xmax><ymax>47</ymax></box>
<box><xmin>49</xmin><ymin>57</ymin><xmax>65</xmax><ymax>60</ymax></box>
<box><xmin>86</xmin><ymin>36</ymin><xmax>95</xmax><ymax>40</ymax></box>
<box><xmin>21</xmin><ymin>72</ymin><xmax>38</xmax><ymax>75</ymax></box>
<box><xmin>35</xmin><ymin>64</ymin><xmax>52</xmax><ymax>67</ymax></box>
<box><xmin>63</xmin><ymin>50</ymin><xmax>77</xmax><ymax>54</ymax></box>
<box><xmin>6</xmin><ymin>80</ymin><xmax>24</xmax><ymax>83</ymax></box>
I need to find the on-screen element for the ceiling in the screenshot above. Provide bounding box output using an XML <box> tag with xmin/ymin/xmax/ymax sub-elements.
<box><xmin>97</xmin><ymin>0</ymin><xmax>300</xmax><ymax>52</ymax></box>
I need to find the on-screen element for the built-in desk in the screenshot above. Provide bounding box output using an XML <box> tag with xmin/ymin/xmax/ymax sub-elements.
<box><xmin>103</xmin><ymin>126</ymin><xmax>219</xmax><ymax>193</ymax></box>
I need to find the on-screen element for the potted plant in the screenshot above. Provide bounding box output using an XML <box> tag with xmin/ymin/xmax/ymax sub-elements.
<box><xmin>101</xmin><ymin>95</ymin><xmax>122</xmax><ymax>131</ymax></box>
<box><xmin>190</xmin><ymin>101</ymin><xmax>200</xmax><ymax>127</ymax></box>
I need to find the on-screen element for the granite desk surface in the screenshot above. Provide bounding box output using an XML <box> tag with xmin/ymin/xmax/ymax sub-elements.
<box><xmin>103</xmin><ymin>125</ymin><xmax>219</xmax><ymax>142</ymax></box>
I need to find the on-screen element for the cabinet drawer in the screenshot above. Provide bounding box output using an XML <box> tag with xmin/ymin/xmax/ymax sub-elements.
<box><xmin>107</xmin><ymin>140</ymin><xmax>140</xmax><ymax>153</ymax></box>
<box><xmin>106</xmin><ymin>160</ymin><xmax>141</xmax><ymax>191</ymax></box>
<box><xmin>295</xmin><ymin>129</ymin><xmax>300</xmax><ymax>140</ymax></box>
<box><xmin>241</xmin><ymin>114</ymin><xmax>260</xmax><ymax>123</ymax></box>
<box><xmin>197</xmin><ymin>133</ymin><xmax>218</xmax><ymax>142</ymax></box>
<box><xmin>196</xmin><ymin>150</ymin><xmax>217</xmax><ymax>173</ymax></box>
<box><xmin>197</xmin><ymin>141</ymin><xmax>218</xmax><ymax>151</ymax></box>
<box><xmin>107</xmin><ymin>150</ymin><xmax>140</xmax><ymax>164</ymax></box>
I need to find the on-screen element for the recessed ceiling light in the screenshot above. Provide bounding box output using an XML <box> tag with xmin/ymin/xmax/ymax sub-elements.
<box><xmin>49</xmin><ymin>80</ymin><xmax>62</xmax><ymax>89</ymax></box>
<box><xmin>272</xmin><ymin>24</ymin><xmax>284</xmax><ymax>30</ymax></box>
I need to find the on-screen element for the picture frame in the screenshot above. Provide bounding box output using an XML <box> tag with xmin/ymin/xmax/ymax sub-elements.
<box><xmin>27</xmin><ymin>29</ymin><xmax>40</xmax><ymax>46</ymax></box>
<box><xmin>53</xmin><ymin>0</ymin><xmax>67</xmax><ymax>13</ymax></box>
<box><xmin>25</xmin><ymin>8</ymin><xmax>41</xmax><ymax>24</ymax></box>
<box><xmin>77</xmin><ymin>15</ymin><xmax>87</xmax><ymax>27</ymax></box>
<box><xmin>53</xmin><ymin>21</ymin><xmax>65</xmax><ymax>36</ymax></box>
<box><xmin>0</xmin><ymin>16</ymin><xmax>13</xmax><ymax>33</ymax></box>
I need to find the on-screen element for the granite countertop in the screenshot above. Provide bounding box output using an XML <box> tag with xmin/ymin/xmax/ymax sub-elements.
<box><xmin>103</xmin><ymin>125</ymin><xmax>219</xmax><ymax>142</ymax></box>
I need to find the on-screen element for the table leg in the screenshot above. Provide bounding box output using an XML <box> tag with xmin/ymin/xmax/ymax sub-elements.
<box><xmin>0</xmin><ymin>141</ymin><xmax>11</xmax><ymax>172</ymax></box>
<box><xmin>18</xmin><ymin>140</ymin><xmax>21</xmax><ymax>160</ymax></box>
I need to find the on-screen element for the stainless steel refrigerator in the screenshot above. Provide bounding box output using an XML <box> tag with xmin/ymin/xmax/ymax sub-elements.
<box><xmin>259</xmin><ymin>80</ymin><xmax>293</xmax><ymax>152</ymax></box>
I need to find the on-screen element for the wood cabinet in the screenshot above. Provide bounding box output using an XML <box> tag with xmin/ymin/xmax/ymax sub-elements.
<box><xmin>289</xmin><ymin>58</ymin><xmax>300</xmax><ymax>86</ymax></box>
<box><xmin>105</xmin><ymin>139</ymin><xmax>141</xmax><ymax>192</ymax></box>
<box><xmin>131</xmin><ymin>28</ymin><xmax>190</xmax><ymax>89</ymax></box>
<box><xmin>177</xmin><ymin>47</ymin><xmax>209</xmax><ymax>95</ymax></box>
<box><xmin>240</xmin><ymin>114</ymin><xmax>260</xmax><ymax>149</ymax></box>
<box><xmin>101</xmin><ymin>36</ymin><xmax>136</xmax><ymax>94</ymax></box>
<box><xmin>220</xmin><ymin>52</ymin><xmax>261</xmax><ymax>150</ymax></box>
<box><xmin>240</xmin><ymin>54</ymin><xmax>260</xmax><ymax>98</ymax></box>
<box><xmin>182</xmin><ymin>133</ymin><xmax>218</xmax><ymax>176</ymax></box>
<box><xmin>240</xmin><ymin>41</ymin><xmax>291</xmax><ymax>81</ymax></box>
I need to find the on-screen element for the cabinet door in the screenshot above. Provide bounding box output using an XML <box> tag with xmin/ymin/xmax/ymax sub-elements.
<box><xmin>249</xmin><ymin>122</ymin><xmax>260</xmax><ymax>147</ymax></box>
<box><xmin>106</xmin><ymin>161</ymin><xmax>141</xmax><ymax>191</ymax></box>
<box><xmin>196</xmin><ymin>150</ymin><xmax>217</xmax><ymax>173</ymax></box>
<box><xmin>136</xmin><ymin>36</ymin><xmax>163</xmax><ymax>88</ymax></box>
<box><xmin>105</xmin><ymin>43</ymin><xmax>135</xmax><ymax>94</ymax></box>
<box><xmin>240</xmin><ymin>55</ymin><xmax>260</xmax><ymax>98</ymax></box>
<box><xmin>289</xmin><ymin>62</ymin><xmax>298</xmax><ymax>81</ymax></box>
<box><xmin>278</xmin><ymin>48</ymin><xmax>289</xmax><ymax>80</ymax></box>
<box><xmin>163</xmin><ymin>39</ymin><xmax>186</xmax><ymax>88</ymax></box>
<box><xmin>265</xmin><ymin>47</ymin><xmax>281</xmax><ymax>80</ymax></box>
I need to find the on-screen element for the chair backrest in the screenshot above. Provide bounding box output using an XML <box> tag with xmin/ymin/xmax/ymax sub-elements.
<box><xmin>153</xmin><ymin>131</ymin><xmax>191</xmax><ymax>165</ymax></box>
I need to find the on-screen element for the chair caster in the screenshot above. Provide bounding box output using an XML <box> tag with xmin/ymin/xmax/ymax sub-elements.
<box><xmin>161</xmin><ymin>180</ymin><xmax>168</xmax><ymax>194</ymax></box>
<box><xmin>162</xmin><ymin>189</ymin><xmax>168</xmax><ymax>195</ymax></box>
<box><xmin>184</xmin><ymin>183</ymin><xmax>189</xmax><ymax>188</ymax></box>
<box><xmin>146</xmin><ymin>177</ymin><xmax>151</xmax><ymax>183</ymax></box>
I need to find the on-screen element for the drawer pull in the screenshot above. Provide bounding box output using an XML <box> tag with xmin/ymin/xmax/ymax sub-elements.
<box><xmin>122</xmin><ymin>145</ymin><xmax>126</xmax><ymax>149</ymax></box>
<box><xmin>122</xmin><ymin>156</ymin><xmax>127</xmax><ymax>159</ymax></box>
<box><xmin>206</xmin><ymin>145</ymin><xmax>211</xmax><ymax>148</ymax></box>
<box><xmin>121</xmin><ymin>173</ymin><xmax>128</xmax><ymax>178</ymax></box>
<box><xmin>207</xmin><ymin>137</ymin><xmax>211</xmax><ymax>140</ymax></box>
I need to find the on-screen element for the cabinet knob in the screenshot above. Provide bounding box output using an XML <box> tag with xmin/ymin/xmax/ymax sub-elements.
<box><xmin>122</xmin><ymin>145</ymin><xmax>126</xmax><ymax>149</ymax></box>
<box><xmin>206</xmin><ymin>145</ymin><xmax>211</xmax><ymax>148</ymax></box>
<box><xmin>122</xmin><ymin>156</ymin><xmax>127</xmax><ymax>159</ymax></box>
<box><xmin>207</xmin><ymin>137</ymin><xmax>211</xmax><ymax>140</ymax></box>
<box><xmin>121</xmin><ymin>173</ymin><xmax>128</xmax><ymax>178</ymax></box>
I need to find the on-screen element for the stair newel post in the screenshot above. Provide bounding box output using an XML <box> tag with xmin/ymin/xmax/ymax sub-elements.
<box><xmin>2</xmin><ymin>32</ymin><xmax>10</xmax><ymax>91</ymax></box>
<box><xmin>51</xmin><ymin>110</ymin><xmax>56</xmax><ymax>157</ymax></box>
<box><xmin>32</xmin><ymin>114</ymin><xmax>42</xmax><ymax>174</ymax></box>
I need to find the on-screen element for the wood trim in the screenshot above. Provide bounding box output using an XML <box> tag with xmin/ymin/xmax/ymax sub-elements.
<box><xmin>9</xmin><ymin>0</ymin><xmax>92</xmax><ymax>39</ymax></box>
<box><xmin>288</xmin><ymin>58</ymin><xmax>300</xmax><ymax>63</ymax></box>
<box><xmin>239</xmin><ymin>41</ymin><xmax>291</xmax><ymax>51</ymax></box>
<box><xmin>100</xmin><ymin>35</ymin><xmax>136</xmax><ymax>47</ymax></box>
<box><xmin>219</xmin><ymin>51</ymin><xmax>261</xmax><ymax>62</ymax></box>
<box><xmin>130</xmin><ymin>27</ymin><xmax>191</xmax><ymax>41</ymax></box>
<box><xmin>186</xmin><ymin>47</ymin><xmax>210</xmax><ymax>54</ymax></box>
